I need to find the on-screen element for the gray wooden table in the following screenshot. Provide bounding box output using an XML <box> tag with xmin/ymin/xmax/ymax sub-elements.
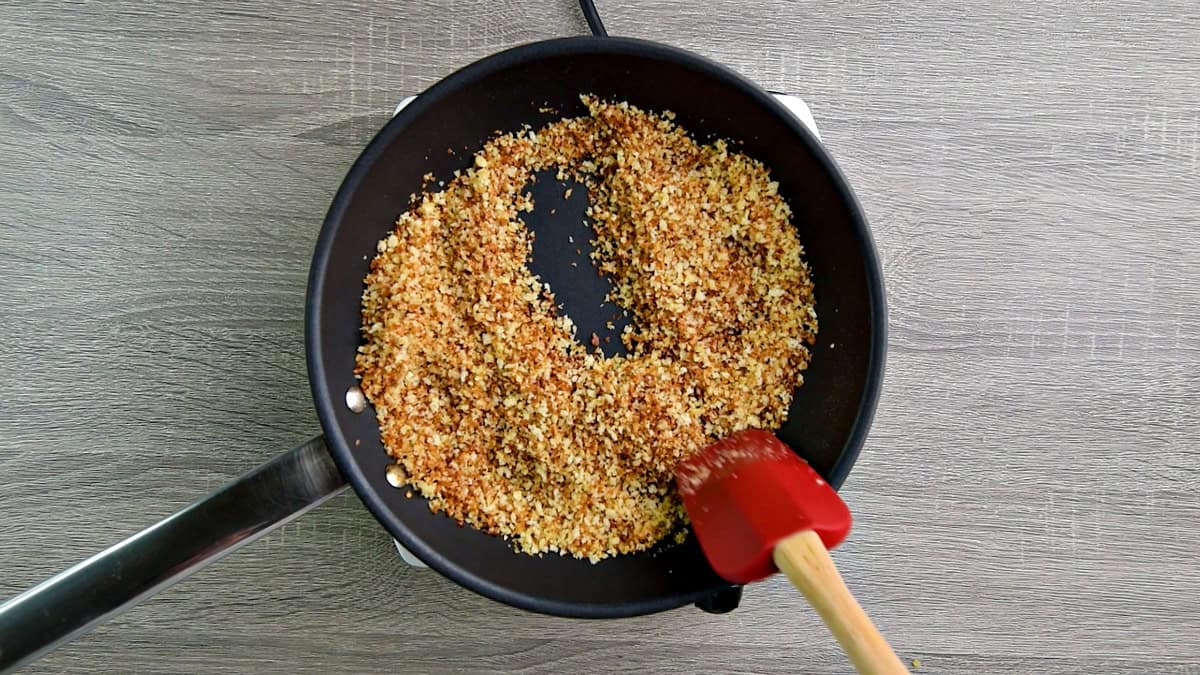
<box><xmin>2</xmin><ymin>1</ymin><xmax>1198</xmax><ymax>673</ymax></box>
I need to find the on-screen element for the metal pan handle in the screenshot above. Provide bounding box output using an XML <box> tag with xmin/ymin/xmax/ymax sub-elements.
<box><xmin>0</xmin><ymin>436</ymin><xmax>347</xmax><ymax>673</ymax></box>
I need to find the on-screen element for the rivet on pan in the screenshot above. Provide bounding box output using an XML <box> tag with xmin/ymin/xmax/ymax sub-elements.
<box><xmin>385</xmin><ymin>463</ymin><xmax>408</xmax><ymax>488</ymax></box>
<box><xmin>345</xmin><ymin>385</ymin><xmax>367</xmax><ymax>413</ymax></box>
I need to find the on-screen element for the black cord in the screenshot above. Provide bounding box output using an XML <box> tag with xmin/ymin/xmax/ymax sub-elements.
<box><xmin>579</xmin><ymin>0</ymin><xmax>608</xmax><ymax>36</ymax></box>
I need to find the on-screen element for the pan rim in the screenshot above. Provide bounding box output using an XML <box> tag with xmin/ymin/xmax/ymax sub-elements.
<box><xmin>305</xmin><ymin>35</ymin><xmax>887</xmax><ymax>618</ymax></box>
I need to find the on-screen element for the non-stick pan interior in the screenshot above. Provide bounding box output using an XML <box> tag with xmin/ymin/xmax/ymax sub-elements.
<box><xmin>307</xmin><ymin>37</ymin><xmax>885</xmax><ymax>617</ymax></box>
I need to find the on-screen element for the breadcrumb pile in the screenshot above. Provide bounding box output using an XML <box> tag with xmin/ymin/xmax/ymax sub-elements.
<box><xmin>356</xmin><ymin>97</ymin><xmax>816</xmax><ymax>561</ymax></box>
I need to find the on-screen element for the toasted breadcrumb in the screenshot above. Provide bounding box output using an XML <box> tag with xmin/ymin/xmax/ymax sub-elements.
<box><xmin>356</xmin><ymin>96</ymin><xmax>816</xmax><ymax>561</ymax></box>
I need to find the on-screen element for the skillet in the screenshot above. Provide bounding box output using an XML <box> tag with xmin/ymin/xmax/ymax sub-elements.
<box><xmin>0</xmin><ymin>33</ymin><xmax>885</xmax><ymax>672</ymax></box>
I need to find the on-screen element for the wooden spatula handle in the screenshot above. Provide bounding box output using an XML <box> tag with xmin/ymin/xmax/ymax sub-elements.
<box><xmin>773</xmin><ymin>530</ymin><xmax>908</xmax><ymax>675</ymax></box>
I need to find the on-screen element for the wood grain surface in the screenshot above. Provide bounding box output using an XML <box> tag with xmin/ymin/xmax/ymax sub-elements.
<box><xmin>2</xmin><ymin>0</ymin><xmax>1198</xmax><ymax>672</ymax></box>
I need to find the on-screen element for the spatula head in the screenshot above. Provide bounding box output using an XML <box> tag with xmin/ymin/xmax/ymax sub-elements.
<box><xmin>675</xmin><ymin>429</ymin><xmax>852</xmax><ymax>584</ymax></box>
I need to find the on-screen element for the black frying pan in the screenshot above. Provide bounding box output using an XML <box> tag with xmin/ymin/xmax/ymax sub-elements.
<box><xmin>0</xmin><ymin>36</ymin><xmax>885</xmax><ymax>672</ymax></box>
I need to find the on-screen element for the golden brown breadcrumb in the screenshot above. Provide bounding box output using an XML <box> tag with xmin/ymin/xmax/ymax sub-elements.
<box><xmin>356</xmin><ymin>96</ymin><xmax>816</xmax><ymax>561</ymax></box>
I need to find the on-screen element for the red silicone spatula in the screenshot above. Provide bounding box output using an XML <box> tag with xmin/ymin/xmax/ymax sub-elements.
<box><xmin>676</xmin><ymin>429</ymin><xmax>907</xmax><ymax>675</ymax></box>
